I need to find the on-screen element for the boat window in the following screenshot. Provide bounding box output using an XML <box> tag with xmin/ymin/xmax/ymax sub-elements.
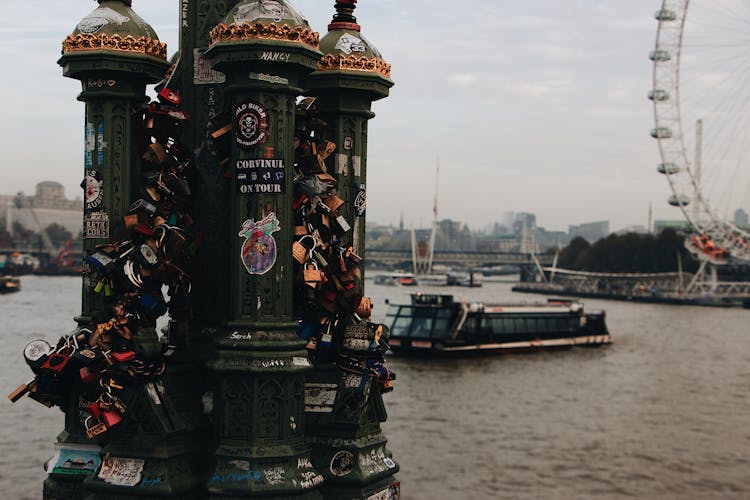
<box><xmin>410</xmin><ymin>317</ymin><xmax>434</xmax><ymax>339</ymax></box>
<box><xmin>391</xmin><ymin>316</ymin><xmax>413</xmax><ymax>338</ymax></box>
<box><xmin>433</xmin><ymin>318</ymin><xmax>450</xmax><ymax>339</ymax></box>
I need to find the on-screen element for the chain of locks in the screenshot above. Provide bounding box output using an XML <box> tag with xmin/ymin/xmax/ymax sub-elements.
<box><xmin>9</xmin><ymin>95</ymin><xmax>196</xmax><ymax>439</ymax></box>
<box><xmin>292</xmin><ymin>98</ymin><xmax>395</xmax><ymax>403</ymax></box>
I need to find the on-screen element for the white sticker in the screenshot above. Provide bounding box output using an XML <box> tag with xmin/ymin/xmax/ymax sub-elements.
<box><xmin>234</xmin><ymin>0</ymin><xmax>305</xmax><ymax>24</ymax></box>
<box><xmin>293</xmin><ymin>356</ymin><xmax>310</xmax><ymax>367</ymax></box>
<box><xmin>97</xmin><ymin>456</ymin><xmax>145</xmax><ymax>487</ymax></box>
<box><xmin>78</xmin><ymin>8</ymin><xmax>130</xmax><ymax>34</ymax></box>
<box><xmin>194</xmin><ymin>48</ymin><xmax>226</xmax><ymax>84</ymax></box>
<box><xmin>336</xmin><ymin>154</ymin><xmax>348</xmax><ymax>175</ymax></box>
<box><xmin>304</xmin><ymin>383</ymin><xmax>338</xmax><ymax>413</ymax></box>
<box><xmin>352</xmin><ymin>156</ymin><xmax>362</xmax><ymax>177</ymax></box>
<box><xmin>335</xmin><ymin>33</ymin><xmax>367</xmax><ymax>55</ymax></box>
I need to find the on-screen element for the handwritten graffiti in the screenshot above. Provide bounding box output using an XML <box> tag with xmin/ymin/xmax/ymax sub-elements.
<box><xmin>210</xmin><ymin>471</ymin><xmax>263</xmax><ymax>484</ymax></box>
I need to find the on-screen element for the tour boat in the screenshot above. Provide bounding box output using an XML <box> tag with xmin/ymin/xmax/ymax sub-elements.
<box><xmin>373</xmin><ymin>272</ymin><xmax>418</xmax><ymax>286</ymax></box>
<box><xmin>384</xmin><ymin>293</ymin><xmax>611</xmax><ymax>355</ymax></box>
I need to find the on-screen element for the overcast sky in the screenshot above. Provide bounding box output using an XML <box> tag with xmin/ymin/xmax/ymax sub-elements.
<box><xmin>0</xmin><ymin>0</ymin><xmax>675</xmax><ymax>232</ymax></box>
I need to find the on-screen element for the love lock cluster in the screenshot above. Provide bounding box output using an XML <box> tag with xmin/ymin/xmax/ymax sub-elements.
<box><xmin>292</xmin><ymin>98</ymin><xmax>395</xmax><ymax>402</ymax></box>
<box><xmin>9</xmin><ymin>100</ymin><xmax>196</xmax><ymax>440</ymax></box>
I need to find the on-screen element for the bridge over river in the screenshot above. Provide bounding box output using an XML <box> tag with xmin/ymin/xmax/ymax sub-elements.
<box><xmin>366</xmin><ymin>249</ymin><xmax>554</xmax><ymax>269</ymax></box>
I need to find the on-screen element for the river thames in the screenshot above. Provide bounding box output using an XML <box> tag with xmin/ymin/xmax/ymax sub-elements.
<box><xmin>1</xmin><ymin>276</ymin><xmax>749</xmax><ymax>499</ymax></box>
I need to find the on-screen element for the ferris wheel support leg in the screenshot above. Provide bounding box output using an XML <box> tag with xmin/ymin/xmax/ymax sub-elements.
<box><xmin>686</xmin><ymin>259</ymin><xmax>709</xmax><ymax>293</ymax></box>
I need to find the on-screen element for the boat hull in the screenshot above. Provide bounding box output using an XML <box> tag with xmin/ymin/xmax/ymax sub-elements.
<box><xmin>388</xmin><ymin>334</ymin><xmax>612</xmax><ymax>356</ymax></box>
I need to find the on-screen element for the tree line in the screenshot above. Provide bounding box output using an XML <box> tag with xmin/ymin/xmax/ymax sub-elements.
<box><xmin>555</xmin><ymin>229</ymin><xmax>699</xmax><ymax>273</ymax></box>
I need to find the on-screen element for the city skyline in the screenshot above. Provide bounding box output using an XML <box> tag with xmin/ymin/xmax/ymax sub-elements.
<box><xmin>0</xmin><ymin>0</ymin><xmax>703</xmax><ymax>233</ymax></box>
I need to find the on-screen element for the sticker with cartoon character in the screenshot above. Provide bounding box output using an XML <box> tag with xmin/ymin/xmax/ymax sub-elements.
<box><xmin>239</xmin><ymin>213</ymin><xmax>281</xmax><ymax>275</ymax></box>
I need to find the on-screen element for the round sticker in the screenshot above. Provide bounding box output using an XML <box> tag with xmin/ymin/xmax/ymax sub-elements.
<box><xmin>235</xmin><ymin>101</ymin><xmax>269</xmax><ymax>149</ymax></box>
<box><xmin>24</xmin><ymin>339</ymin><xmax>52</xmax><ymax>363</ymax></box>
<box><xmin>82</xmin><ymin>170</ymin><xmax>104</xmax><ymax>210</ymax></box>
<box><xmin>329</xmin><ymin>450</ymin><xmax>355</xmax><ymax>477</ymax></box>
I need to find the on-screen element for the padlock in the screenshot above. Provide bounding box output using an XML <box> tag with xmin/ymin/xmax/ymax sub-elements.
<box><xmin>148</xmin><ymin>142</ymin><xmax>169</xmax><ymax>165</ymax></box>
<box><xmin>133</xmin><ymin>244</ymin><xmax>159</xmax><ymax>268</ymax></box>
<box><xmin>79</xmin><ymin>366</ymin><xmax>102</xmax><ymax>384</ymax></box>
<box><xmin>303</xmin><ymin>262</ymin><xmax>323</xmax><ymax>289</ymax></box>
<box><xmin>88</xmin><ymin>401</ymin><xmax>103</xmax><ymax>419</ymax></box>
<box><xmin>85</xmin><ymin>416</ymin><xmax>108</xmax><ymax>439</ymax></box>
<box><xmin>8</xmin><ymin>378</ymin><xmax>37</xmax><ymax>403</ymax></box>
<box><xmin>159</xmin><ymin>86</ymin><xmax>182</xmax><ymax>105</ymax></box>
<box><xmin>323</xmin><ymin>195</ymin><xmax>345</xmax><ymax>214</ymax></box>
<box><xmin>140</xmin><ymin>293</ymin><xmax>168</xmax><ymax>318</ymax></box>
<box><xmin>355</xmin><ymin>297</ymin><xmax>372</xmax><ymax>319</ymax></box>
<box><xmin>72</xmin><ymin>347</ymin><xmax>105</xmax><ymax>367</ymax></box>
<box><xmin>318</xmin><ymin>140</ymin><xmax>337</xmax><ymax>160</ymax></box>
<box><xmin>123</xmin><ymin>213</ymin><xmax>139</xmax><ymax>229</ymax></box>
<box><xmin>23</xmin><ymin>339</ymin><xmax>53</xmax><ymax>372</ymax></box>
<box><xmin>110</xmin><ymin>350</ymin><xmax>136</xmax><ymax>363</ymax></box>
<box><xmin>39</xmin><ymin>345</ymin><xmax>74</xmax><ymax>375</ymax></box>
<box><xmin>102</xmin><ymin>408</ymin><xmax>123</xmax><ymax>428</ymax></box>
<box><xmin>85</xmin><ymin>252</ymin><xmax>116</xmax><ymax>276</ymax></box>
<box><xmin>335</xmin><ymin>215</ymin><xmax>351</xmax><ymax>233</ymax></box>
<box><xmin>293</xmin><ymin>241</ymin><xmax>309</xmax><ymax>265</ymax></box>
<box><xmin>129</xmin><ymin>198</ymin><xmax>157</xmax><ymax>216</ymax></box>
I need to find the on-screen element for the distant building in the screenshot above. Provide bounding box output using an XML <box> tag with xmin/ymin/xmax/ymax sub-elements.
<box><xmin>568</xmin><ymin>220</ymin><xmax>609</xmax><ymax>242</ymax></box>
<box><xmin>734</xmin><ymin>208</ymin><xmax>749</xmax><ymax>226</ymax></box>
<box><xmin>1</xmin><ymin>181</ymin><xmax>82</xmax><ymax>239</ymax></box>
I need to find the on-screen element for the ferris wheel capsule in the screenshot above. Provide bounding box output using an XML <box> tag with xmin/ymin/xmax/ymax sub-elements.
<box><xmin>649</xmin><ymin>50</ymin><xmax>671</xmax><ymax>62</ymax></box>
<box><xmin>668</xmin><ymin>195</ymin><xmax>690</xmax><ymax>207</ymax></box>
<box><xmin>648</xmin><ymin>89</ymin><xmax>669</xmax><ymax>101</ymax></box>
<box><xmin>657</xmin><ymin>163</ymin><xmax>680</xmax><ymax>175</ymax></box>
<box><xmin>654</xmin><ymin>9</ymin><xmax>677</xmax><ymax>21</ymax></box>
<box><xmin>651</xmin><ymin>127</ymin><xmax>672</xmax><ymax>139</ymax></box>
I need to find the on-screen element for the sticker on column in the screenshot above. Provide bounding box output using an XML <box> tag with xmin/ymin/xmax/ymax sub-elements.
<box><xmin>335</xmin><ymin>33</ymin><xmax>368</xmax><ymax>55</ymax></box>
<box><xmin>239</xmin><ymin>213</ymin><xmax>281</xmax><ymax>275</ymax></box>
<box><xmin>335</xmin><ymin>154</ymin><xmax>348</xmax><ymax>175</ymax></box>
<box><xmin>235</xmin><ymin>101</ymin><xmax>269</xmax><ymax>149</ymax></box>
<box><xmin>352</xmin><ymin>156</ymin><xmax>362</xmax><ymax>177</ymax></box>
<box><xmin>82</xmin><ymin>170</ymin><xmax>104</xmax><ymax>211</ymax></box>
<box><xmin>354</xmin><ymin>183</ymin><xmax>366</xmax><ymax>217</ymax></box>
<box><xmin>97</xmin><ymin>456</ymin><xmax>145</xmax><ymax>486</ymax></box>
<box><xmin>85</xmin><ymin>123</ymin><xmax>95</xmax><ymax>169</ymax></box>
<box><xmin>97</xmin><ymin>122</ymin><xmax>106</xmax><ymax>167</ymax></box>
<box><xmin>77</xmin><ymin>8</ymin><xmax>130</xmax><ymax>34</ymax></box>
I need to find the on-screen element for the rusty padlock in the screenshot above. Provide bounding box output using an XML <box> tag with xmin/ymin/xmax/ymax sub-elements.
<box><xmin>355</xmin><ymin>296</ymin><xmax>372</xmax><ymax>319</ymax></box>
<box><xmin>323</xmin><ymin>195</ymin><xmax>345</xmax><ymax>214</ymax></box>
<box><xmin>85</xmin><ymin>416</ymin><xmax>108</xmax><ymax>439</ymax></box>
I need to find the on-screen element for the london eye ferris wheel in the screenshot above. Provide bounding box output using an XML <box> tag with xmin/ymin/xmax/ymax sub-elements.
<box><xmin>651</xmin><ymin>0</ymin><xmax>750</xmax><ymax>264</ymax></box>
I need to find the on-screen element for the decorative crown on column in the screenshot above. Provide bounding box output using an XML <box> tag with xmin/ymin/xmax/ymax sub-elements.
<box><xmin>61</xmin><ymin>0</ymin><xmax>166</xmax><ymax>60</ymax></box>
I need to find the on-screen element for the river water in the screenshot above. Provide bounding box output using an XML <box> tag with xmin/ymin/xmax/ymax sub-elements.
<box><xmin>1</xmin><ymin>276</ymin><xmax>749</xmax><ymax>499</ymax></box>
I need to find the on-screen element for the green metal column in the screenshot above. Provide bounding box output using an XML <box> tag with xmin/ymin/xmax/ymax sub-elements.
<box><xmin>203</xmin><ymin>2</ymin><xmax>325</xmax><ymax>497</ymax></box>
<box><xmin>54</xmin><ymin>2</ymin><xmax>208</xmax><ymax>498</ymax></box>
<box><xmin>48</xmin><ymin>2</ymin><xmax>169</xmax><ymax>498</ymax></box>
<box><xmin>303</xmin><ymin>2</ymin><xmax>399</xmax><ymax>499</ymax></box>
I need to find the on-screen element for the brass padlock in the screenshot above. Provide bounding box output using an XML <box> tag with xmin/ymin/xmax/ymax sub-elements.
<box><xmin>355</xmin><ymin>296</ymin><xmax>372</xmax><ymax>319</ymax></box>
<box><xmin>85</xmin><ymin>416</ymin><xmax>108</xmax><ymax>439</ymax></box>
<box><xmin>318</xmin><ymin>140</ymin><xmax>337</xmax><ymax>160</ymax></box>
<box><xmin>148</xmin><ymin>142</ymin><xmax>169</xmax><ymax>165</ymax></box>
<box><xmin>323</xmin><ymin>195</ymin><xmax>345</xmax><ymax>214</ymax></box>
<box><xmin>293</xmin><ymin>235</ymin><xmax>314</xmax><ymax>265</ymax></box>
<box><xmin>303</xmin><ymin>262</ymin><xmax>323</xmax><ymax>289</ymax></box>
